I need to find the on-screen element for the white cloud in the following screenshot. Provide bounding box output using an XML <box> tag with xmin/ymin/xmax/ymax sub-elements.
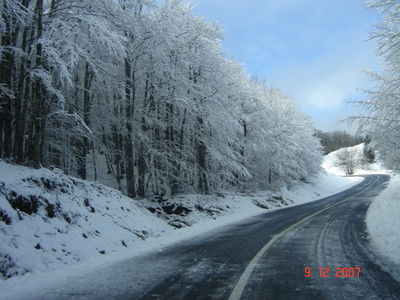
<box><xmin>268</xmin><ymin>40</ymin><xmax>379</xmax><ymax>108</ymax></box>
<box><xmin>193</xmin><ymin>0</ymin><xmax>382</xmax><ymax>131</ymax></box>
<box><xmin>299</xmin><ymin>65</ymin><xmax>366</xmax><ymax>108</ymax></box>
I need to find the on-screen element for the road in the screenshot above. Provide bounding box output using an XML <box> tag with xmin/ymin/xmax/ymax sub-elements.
<box><xmin>10</xmin><ymin>174</ymin><xmax>400</xmax><ymax>300</ymax></box>
<box><xmin>135</xmin><ymin>174</ymin><xmax>399</xmax><ymax>300</ymax></box>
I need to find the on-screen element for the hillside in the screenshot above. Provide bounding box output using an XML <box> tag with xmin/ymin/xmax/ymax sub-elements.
<box><xmin>0</xmin><ymin>161</ymin><xmax>170</xmax><ymax>278</ymax></box>
<box><xmin>322</xmin><ymin>143</ymin><xmax>386</xmax><ymax>175</ymax></box>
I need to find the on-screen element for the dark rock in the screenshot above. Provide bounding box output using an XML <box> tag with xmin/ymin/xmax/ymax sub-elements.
<box><xmin>0</xmin><ymin>209</ymin><xmax>11</xmax><ymax>225</ymax></box>
<box><xmin>7</xmin><ymin>192</ymin><xmax>39</xmax><ymax>215</ymax></box>
<box><xmin>162</xmin><ymin>204</ymin><xmax>192</xmax><ymax>216</ymax></box>
<box><xmin>168</xmin><ymin>219</ymin><xmax>190</xmax><ymax>228</ymax></box>
<box><xmin>195</xmin><ymin>204</ymin><xmax>204</xmax><ymax>211</ymax></box>
<box><xmin>0</xmin><ymin>255</ymin><xmax>28</xmax><ymax>279</ymax></box>
<box><xmin>83</xmin><ymin>198</ymin><xmax>95</xmax><ymax>213</ymax></box>
<box><xmin>45</xmin><ymin>201</ymin><xmax>55</xmax><ymax>218</ymax></box>
<box><xmin>40</xmin><ymin>177</ymin><xmax>55</xmax><ymax>191</ymax></box>
<box><xmin>147</xmin><ymin>207</ymin><xmax>156</xmax><ymax>213</ymax></box>
<box><xmin>61</xmin><ymin>213</ymin><xmax>71</xmax><ymax>224</ymax></box>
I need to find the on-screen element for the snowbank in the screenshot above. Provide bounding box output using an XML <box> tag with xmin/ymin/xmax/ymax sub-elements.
<box><xmin>0</xmin><ymin>161</ymin><xmax>170</xmax><ymax>279</ymax></box>
<box><xmin>366</xmin><ymin>176</ymin><xmax>400</xmax><ymax>271</ymax></box>
<box><xmin>281</xmin><ymin>171</ymin><xmax>362</xmax><ymax>205</ymax></box>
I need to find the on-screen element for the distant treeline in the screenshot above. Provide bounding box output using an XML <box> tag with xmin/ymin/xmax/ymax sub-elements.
<box><xmin>316</xmin><ymin>130</ymin><xmax>363</xmax><ymax>155</ymax></box>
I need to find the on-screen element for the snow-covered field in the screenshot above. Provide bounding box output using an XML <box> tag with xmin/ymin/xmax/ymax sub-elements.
<box><xmin>0</xmin><ymin>153</ymin><xmax>364</xmax><ymax>295</ymax></box>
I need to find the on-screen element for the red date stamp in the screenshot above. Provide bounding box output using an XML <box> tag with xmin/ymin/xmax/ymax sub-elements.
<box><xmin>304</xmin><ymin>267</ymin><xmax>361</xmax><ymax>278</ymax></box>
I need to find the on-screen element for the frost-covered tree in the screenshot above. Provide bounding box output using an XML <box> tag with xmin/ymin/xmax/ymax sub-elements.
<box><xmin>335</xmin><ymin>148</ymin><xmax>359</xmax><ymax>175</ymax></box>
<box><xmin>0</xmin><ymin>0</ymin><xmax>323</xmax><ymax>198</ymax></box>
<box><xmin>235</xmin><ymin>80</ymin><xmax>322</xmax><ymax>190</ymax></box>
<box><xmin>354</xmin><ymin>0</ymin><xmax>400</xmax><ymax>171</ymax></box>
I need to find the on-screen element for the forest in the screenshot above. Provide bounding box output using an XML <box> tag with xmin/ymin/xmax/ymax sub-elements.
<box><xmin>315</xmin><ymin>130</ymin><xmax>363</xmax><ymax>155</ymax></box>
<box><xmin>0</xmin><ymin>0</ymin><xmax>323</xmax><ymax>198</ymax></box>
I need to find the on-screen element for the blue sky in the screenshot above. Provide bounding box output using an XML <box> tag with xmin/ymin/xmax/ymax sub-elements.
<box><xmin>191</xmin><ymin>0</ymin><xmax>383</xmax><ymax>132</ymax></box>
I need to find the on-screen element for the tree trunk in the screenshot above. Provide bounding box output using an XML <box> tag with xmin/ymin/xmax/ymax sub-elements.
<box><xmin>137</xmin><ymin>142</ymin><xmax>146</xmax><ymax>197</ymax></box>
<box><xmin>77</xmin><ymin>63</ymin><xmax>94</xmax><ymax>179</ymax></box>
<box><xmin>124</xmin><ymin>58</ymin><xmax>136</xmax><ymax>198</ymax></box>
<box><xmin>30</xmin><ymin>0</ymin><xmax>44</xmax><ymax>168</ymax></box>
<box><xmin>0</xmin><ymin>9</ymin><xmax>14</xmax><ymax>159</ymax></box>
<box><xmin>13</xmin><ymin>25</ymin><xmax>30</xmax><ymax>163</ymax></box>
<box><xmin>196</xmin><ymin>117</ymin><xmax>208</xmax><ymax>194</ymax></box>
<box><xmin>137</xmin><ymin>73</ymin><xmax>153</xmax><ymax>197</ymax></box>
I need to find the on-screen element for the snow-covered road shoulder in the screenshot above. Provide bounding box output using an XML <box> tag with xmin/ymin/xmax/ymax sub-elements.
<box><xmin>281</xmin><ymin>171</ymin><xmax>363</xmax><ymax>205</ymax></box>
<box><xmin>366</xmin><ymin>175</ymin><xmax>400</xmax><ymax>278</ymax></box>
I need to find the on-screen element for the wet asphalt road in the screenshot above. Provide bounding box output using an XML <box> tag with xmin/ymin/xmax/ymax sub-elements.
<box><xmin>136</xmin><ymin>174</ymin><xmax>400</xmax><ymax>300</ymax></box>
<box><xmin>16</xmin><ymin>174</ymin><xmax>400</xmax><ymax>300</ymax></box>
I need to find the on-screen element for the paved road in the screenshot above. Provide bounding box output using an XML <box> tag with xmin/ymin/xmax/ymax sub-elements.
<box><xmin>136</xmin><ymin>174</ymin><xmax>400</xmax><ymax>300</ymax></box>
<box><xmin>12</xmin><ymin>174</ymin><xmax>400</xmax><ymax>300</ymax></box>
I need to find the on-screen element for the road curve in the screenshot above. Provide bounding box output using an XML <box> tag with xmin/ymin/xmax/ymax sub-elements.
<box><xmin>239</xmin><ymin>174</ymin><xmax>399</xmax><ymax>300</ymax></box>
<box><xmin>136</xmin><ymin>174</ymin><xmax>400</xmax><ymax>300</ymax></box>
<box><xmin>11</xmin><ymin>174</ymin><xmax>399</xmax><ymax>300</ymax></box>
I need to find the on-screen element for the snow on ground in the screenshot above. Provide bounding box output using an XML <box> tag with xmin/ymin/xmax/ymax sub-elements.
<box><xmin>324</xmin><ymin>144</ymin><xmax>400</xmax><ymax>279</ymax></box>
<box><xmin>366</xmin><ymin>175</ymin><xmax>400</xmax><ymax>280</ymax></box>
<box><xmin>282</xmin><ymin>171</ymin><xmax>362</xmax><ymax>205</ymax></box>
<box><xmin>0</xmin><ymin>161</ymin><xmax>170</xmax><ymax>279</ymax></box>
<box><xmin>0</xmin><ymin>155</ymin><xmax>365</xmax><ymax>298</ymax></box>
<box><xmin>322</xmin><ymin>143</ymin><xmax>389</xmax><ymax>176</ymax></box>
